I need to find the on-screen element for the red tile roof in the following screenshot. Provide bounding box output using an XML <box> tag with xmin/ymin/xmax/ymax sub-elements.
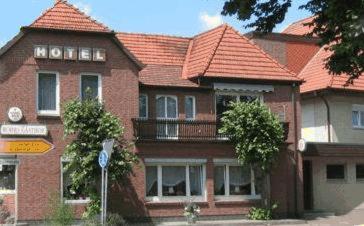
<box><xmin>140</xmin><ymin>65</ymin><xmax>199</xmax><ymax>87</ymax></box>
<box><xmin>188</xmin><ymin>25</ymin><xmax>299</xmax><ymax>81</ymax></box>
<box><xmin>299</xmin><ymin>46</ymin><xmax>364</xmax><ymax>93</ymax></box>
<box><xmin>117</xmin><ymin>25</ymin><xmax>300</xmax><ymax>86</ymax></box>
<box><xmin>29</xmin><ymin>0</ymin><xmax>111</xmax><ymax>33</ymax></box>
<box><xmin>116</xmin><ymin>33</ymin><xmax>190</xmax><ymax>66</ymax></box>
<box><xmin>282</xmin><ymin>17</ymin><xmax>315</xmax><ymax>36</ymax></box>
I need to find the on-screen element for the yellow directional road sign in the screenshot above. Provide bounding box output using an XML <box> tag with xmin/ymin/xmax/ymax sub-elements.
<box><xmin>0</xmin><ymin>139</ymin><xmax>54</xmax><ymax>154</ymax></box>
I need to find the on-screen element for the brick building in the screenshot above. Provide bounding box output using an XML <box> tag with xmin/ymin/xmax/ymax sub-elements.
<box><xmin>0</xmin><ymin>0</ymin><xmax>303</xmax><ymax>222</ymax></box>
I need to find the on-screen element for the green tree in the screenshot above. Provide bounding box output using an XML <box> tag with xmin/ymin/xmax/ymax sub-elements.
<box><xmin>219</xmin><ymin>101</ymin><xmax>284</xmax><ymax>205</ymax></box>
<box><xmin>62</xmin><ymin>97</ymin><xmax>138</xmax><ymax>217</ymax></box>
<box><xmin>221</xmin><ymin>0</ymin><xmax>364</xmax><ymax>82</ymax></box>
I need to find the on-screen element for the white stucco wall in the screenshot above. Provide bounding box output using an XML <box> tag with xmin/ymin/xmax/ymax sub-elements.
<box><xmin>329</xmin><ymin>95</ymin><xmax>364</xmax><ymax>143</ymax></box>
<box><xmin>310</xmin><ymin>157</ymin><xmax>364</xmax><ymax>214</ymax></box>
<box><xmin>301</xmin><ymin>98</ymin><xmax>329</xmax><ymax>142</ymax></box>
<box><xmin>302</xmin><ymin>95</ymin><xmax>364</xmax><ymax>144</ymax></box>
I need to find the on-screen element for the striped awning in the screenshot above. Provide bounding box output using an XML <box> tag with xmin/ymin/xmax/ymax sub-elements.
<box><xmin>213</xmin><ymin>83</ymin><xmax>274</xmax><ymax>92</ymax></box>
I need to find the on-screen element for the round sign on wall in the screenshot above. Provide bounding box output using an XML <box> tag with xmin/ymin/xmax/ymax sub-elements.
<box><xmin>298</xmin><ymin>138</ymin><xmax>307</xmax><ymax>152</ymax></box>
<box><xmin>7</xmin><ymin>107</ymin><xmax>23</xmax><ymax>122</ymax></box>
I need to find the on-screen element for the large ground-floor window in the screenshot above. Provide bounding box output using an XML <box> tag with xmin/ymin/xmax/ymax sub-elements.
<box><xmin>145</xmin><ymin>159</ymin><xmax>206</xmax><ymax>202</ymax></box>
<box><xmin>61</xmin><ymin>158</ymin><xmax>90</xmax><ymax>204</ymax></box>
<box><xmin>214</xmin><ymin>159</ymin><xmax>261</xmax><ymax>201</ymax></box>
<box><xmin>0</xmin><ymin>164</ymin><xmax>16</xmax><ymax>194</ymax></box>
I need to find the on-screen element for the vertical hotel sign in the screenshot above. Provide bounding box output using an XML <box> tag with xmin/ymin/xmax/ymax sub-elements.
<box><xmin>34</xmin><ymin>45</ymin><xmax>106</xmax><ymax>62</ymax></box>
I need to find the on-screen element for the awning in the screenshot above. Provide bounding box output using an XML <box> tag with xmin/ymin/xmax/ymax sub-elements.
<box><xmin>213</xmin><ymin>83</ymin><xmax>274</xmax><ymax>92</ymax></box>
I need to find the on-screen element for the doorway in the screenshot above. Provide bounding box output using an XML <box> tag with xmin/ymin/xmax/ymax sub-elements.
<box><xmin>303</xmin><ymin>160</ymin><xmax>313</xmax><ymax>210</ymax></box>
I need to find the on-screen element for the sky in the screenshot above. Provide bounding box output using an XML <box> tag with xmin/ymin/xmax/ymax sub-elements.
<box><xmin>0</xmin><ymin>0</ymin><xmax>312</xmax><ymax>48</ymax></box>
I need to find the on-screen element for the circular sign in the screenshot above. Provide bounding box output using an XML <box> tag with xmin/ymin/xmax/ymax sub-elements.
<box><xmin>298</xmin><ymin>138</ymin><xmax>307</xmax><ymax>152</ymax></box>
<box><xmin>7</xmin><ymin>107</ymin><xmax>23</xmax><ymax>122</ymax></box>
<box><xmin>98</xmin><ymin>150</ymin><xmax>109</xmax><ymax>168</ymax></box>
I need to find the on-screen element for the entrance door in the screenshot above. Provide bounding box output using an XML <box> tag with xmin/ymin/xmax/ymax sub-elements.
<box><xmin>303</xmin><ymin>160</ymin><xmax>313</xmax><ymax>210</ymax></box>
<box><xmin>156</xmin><ymin>96</ymin><xmax>178</xmax><ymax>139</ymax></box>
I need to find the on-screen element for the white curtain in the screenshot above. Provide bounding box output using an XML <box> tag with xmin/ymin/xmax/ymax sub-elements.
<box><xmin>229</xmin><ymin>166</ymin><xmax>251</xmax><ymax>186</ymax></box>
<box><xmin>146</xmin><ymin>166</ymin><xmax>158</xmax><ymax>196</ymax></box>
<box><xmin>214</xmin><ymin>166</ymin><xmax>225</xmax><ymax>195</ymax></box>
<box><xmin>189</xmin><ymin>166</ymin><xmax>202</xmax><ymax>196</ymax></box>
<box><xmin>162</xmin><ymin>166</ymin><xmax>185</xmax><ymax>186</ymax></box>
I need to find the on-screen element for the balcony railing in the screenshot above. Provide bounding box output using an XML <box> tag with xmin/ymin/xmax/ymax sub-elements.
<box><xmin>132</xmin><ymin>118</ymin><xmax>289</xmax><ymax>142</ymax></box>
<box><xmin>132</xmin><ymin>119</ymin><xmax>230</xmax><ymax>142</ymax></box>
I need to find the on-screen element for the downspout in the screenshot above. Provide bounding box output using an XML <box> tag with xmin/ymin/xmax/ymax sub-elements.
<box><xmin>320</xmin><ymin>96</ymin><xmax>331</xmax><ymax>142</ymax></box>
<box><xmin>291</xmin><ymin>83</ymin><xmax>299</xmax><ymax>217</ymax></box>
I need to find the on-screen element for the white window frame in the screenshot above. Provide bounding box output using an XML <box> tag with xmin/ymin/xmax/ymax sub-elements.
<box><xmin>139</xmin><ymin>94</ymin><xmax>148</xmax><ymax>119</ymax></box>
<box><xmin>79</xmin><ymin>73</ymin><xmax>102</xmax><ymax>102</ymax></box>
<box><xmin>352</xmin><ymin>105</ymin><xmax>364</xmax><ymax>129</ymax></box>
<box><xmin>145</xmin><ymin>159</ymin><xmax>206</xmax><ymax>203</ymax></box>
<box><xmin>185</xmin><ymin>96</ymin><xmax>196</xmax><ymax>120</ymax></box>
<box><xmin>36</xmin><ymin>71</ymin><xmax>60</xmax><ymax>116</ymax></box>
<box><xmin>60</xmin><ymin>158</ymin><xmax>90</xmax><ymax>204</ymax></box>
<box><xmin>156</xmin><ymin>95</ymin><xmax>178</xmax><ymax>139</ymax></box>
<box><xmin>0</xmin><ymin>159</ymin><xmax>18</xmax><ymax>195</ymax></box>
<box><xmin>213</xmin><ymin>159</ymin><xmax>261</xmax><ymax>201</ymax></box>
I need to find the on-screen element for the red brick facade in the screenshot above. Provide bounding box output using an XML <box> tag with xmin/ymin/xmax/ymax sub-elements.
<box><xmin>0</xmin><ymin>5</ymin><xmax>303</xmax><ymax>221</ymax></box>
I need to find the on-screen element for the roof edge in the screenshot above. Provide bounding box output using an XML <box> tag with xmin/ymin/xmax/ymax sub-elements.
<box><xmin>245</xmin><ymin>31</ymin><xmax>320</xmax><ymax>44</ymax></box>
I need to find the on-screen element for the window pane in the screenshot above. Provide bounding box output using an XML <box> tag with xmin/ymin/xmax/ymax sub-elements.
<box><xmin>326</xmin><ymin>164</ymin><xmax>345</xmax><ymax>179</ymax></box>
<box><xmin>214</xmin><ymin>166</ymin><xmax>225</xmax><ymax>195</ymax></box>
<box><xmin>356</xmin><ymin>164</ymin><xmax>364</xmax><ymax>179</ymax></box>
<box><xmin>81</xmin><ymin>75</ymin><xmax>99</xmax><ymax>100</ymax></box>
<box><xmin>229</xmin><ymin>166</ymin><xmax>251</xmax><ymax>195</ymax></box>
<box><xmin>185</xmin><ymin>97</ymin><xmax>195</xmax><ymax>119</ymax></box>
<box><xmin>162</xmin><ymin>166</ymin><xmax>186</xmax><ymax>196</ymax></box>
<box><xmin>139</xmin><ymin>95</ymin><xmax>147</xmax><ymax>118</ymax></box>
<box><xmin>62</xmin><ymin>162</ymin><xmax>87</xmax><ymax>200</ymax></box>
<box><xmin>0</xmin><ymin>165</ymin><xmax>15</xmax><ymax>191</ymax></box>
<box><xmin>156</xmin><ymin>97</ymin><xmax>166</xmax><ymax>118</ymax></box>
<box><xmin>216</xmin><ymin>95</ymin><xmax>236</xmax><ymax>121</ymax></box>
<box><xmin>38</xmin><ymin>73</ymin><xmax>56</xmax><ymax>111</ymax></box>
<box><xmin>167</xmin><ymin>97</ymin><xmax>177</xmax><ymax>118</ymax></box>
<box><xmin>353</xmin><ymin>111</ymin><xmax>359</xmax><ymax>126</ymax></box>
<box><xmin>360</xmin><ymin>112</ymin><xmax>364</xmax><ymax>126</ymax></box>
<box><xmin>146</xmin><ymin>166</ymin><xmax>158</xmax><ymax>196</ymax></box>
<box><xmin>239</xmin><ymin>95</ymin><xmax>257</xmax><ymax>103</ymax></box>
<box><xmin>189</xmin><ymin>166</ymin><xmax>202</xmax><ymax>196</ymax></box>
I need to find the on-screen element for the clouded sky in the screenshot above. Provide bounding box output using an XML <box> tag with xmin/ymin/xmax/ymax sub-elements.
<box><xmin>0</xmin><ymin>0</ymin><xmax>311</xmax><ymax>47</ymax></box>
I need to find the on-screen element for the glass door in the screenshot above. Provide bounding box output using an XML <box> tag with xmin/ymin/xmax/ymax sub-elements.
<box><xmin>156</xmin><ymin>96</ymin><xmax>178</xmax><ymax>139</ymax></box>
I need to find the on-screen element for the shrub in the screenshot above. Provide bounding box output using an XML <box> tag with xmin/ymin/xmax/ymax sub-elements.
<box><xmin>248</xmin><ymin>203</ymin><xmax>278</xmax><ymax>220</ymax></box>
<box><xmin>45</xmin><ymin>193</ymin><xmax>75</xmax><ymax>226</ymax></box>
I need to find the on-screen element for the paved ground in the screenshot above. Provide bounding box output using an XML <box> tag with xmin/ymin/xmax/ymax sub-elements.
<box><xmin>136</xmin><ymin>209</ymin><xmax>364</xmax><ymax>226</ymax></box>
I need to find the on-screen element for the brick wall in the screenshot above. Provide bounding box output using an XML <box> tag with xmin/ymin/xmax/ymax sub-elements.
<box><xmin>0</xmin><ymin>29</ymin><xmax>302</xmax><ymax>221</ymax></box>
<box><xmin>0</xmin><ymin>30</ymin><xmax>139</xmax><ymax>221</ymax></box>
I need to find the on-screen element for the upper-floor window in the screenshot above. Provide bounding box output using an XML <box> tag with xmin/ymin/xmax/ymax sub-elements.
<box><xmin>352</xmin><ymin>105</ymin><xmax>364</xmax><ymax>128</ymax></box>
<box><xmin>80</xmin><ymin>74</ymin><xmax>102</xmax><ymax>101</ymax></box>
<box><xmin>139</xmin><ymin>94</ymin><xmax>148</xmax><ymax>118</ymax></box>
<box><xmin>216</xmin><ymin>92</ymin><xmax>261</xmax><ymax>121</ymax></box>
<box><xmin>37</xmin><ymin>72</ymin><xmax>60</xmax><ymax>116</ymax></box>
<box><xmin>185</xmin><ymin>96</ymin><xmax>196</xmax><ymax>120</ymax></box>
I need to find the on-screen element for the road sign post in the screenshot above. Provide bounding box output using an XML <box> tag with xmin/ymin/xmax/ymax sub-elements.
<box><xmin>99</xmin><ymin>139</ymin><xmax>114</xmax><ymax>226</ymax></box>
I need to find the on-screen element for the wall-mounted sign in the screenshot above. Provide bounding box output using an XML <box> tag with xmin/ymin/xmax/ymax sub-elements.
<box><xmin>34</xmin><ymin>45</ymin><xmax>106</xmax><ymax>62</ymax></box>
<box><xmin>7</xmin><ymin>107</ymin><xmax>23</xmax><ymax>122</ymax></box>
<box><xmin>0</xmin><ymin>139</ymin><xmax>54</xmax><ymax>154</ymax></box>
<box><xmin>298</xmin><ymin>138</ymin><xmax>307</xmax><ymax>152</ymax></box>
<box><xmin>0</xmin><ymin>124</ymin><xmax>48</xmax><ymax>137</ymax></box>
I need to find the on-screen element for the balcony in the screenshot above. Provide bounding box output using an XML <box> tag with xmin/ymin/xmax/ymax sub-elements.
<box><xmin>132</xmin><ymin>118</ymin><xmax>289</xmax><ymax>142</ymax></box>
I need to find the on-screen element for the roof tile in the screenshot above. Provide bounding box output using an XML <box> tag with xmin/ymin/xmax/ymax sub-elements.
<box><xmin>29</xmin><ymin>0</ymin><xmax>111</xmax><ymax>33</ymax></box>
